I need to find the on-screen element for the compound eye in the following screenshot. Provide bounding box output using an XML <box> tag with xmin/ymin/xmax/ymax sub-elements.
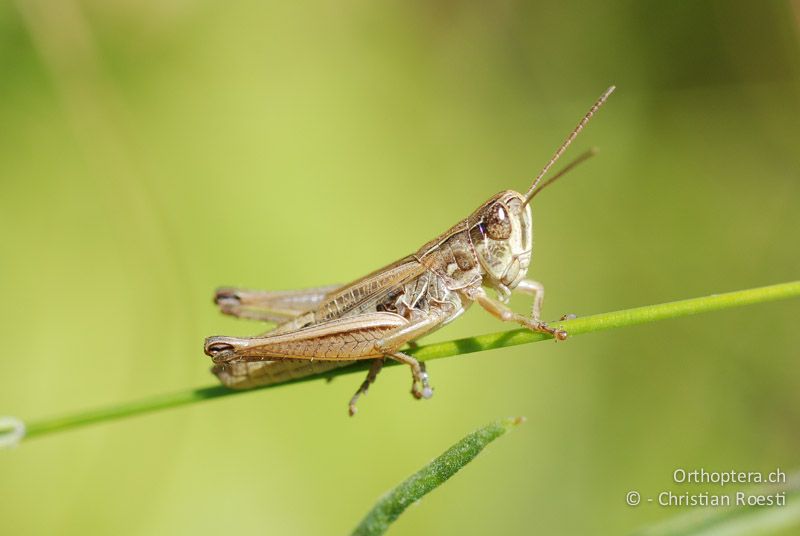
<box><xmin>485</xmin><ymin>203</ymin><xmax>512</xmax><ymax>240</ymax></box>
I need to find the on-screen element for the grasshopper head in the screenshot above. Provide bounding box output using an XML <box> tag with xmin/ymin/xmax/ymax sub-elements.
<box><xmin>468</xmin><ymin>191</ymin><xmax>532</xmax><ymax>294</ymax></box>
<box><xmin>468</xmin><ymin>86</ymin><xmax>615</xmax><ymax>296</ymax></box>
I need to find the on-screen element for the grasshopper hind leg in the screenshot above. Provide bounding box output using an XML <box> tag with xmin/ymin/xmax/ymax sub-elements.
<box><xmin>213</xmin><ymin>285</ymin><xmax>339</xmax><ymax>323</ymax></box>
<box><xmin>388</xmin><ymin>352</ymin><xmax>433</xmax><ymax>400</ymax></box>
<box><xmin>348</xmin><ymin>358</ymin><xmax>385</xmax><ymax>416</ymax></box>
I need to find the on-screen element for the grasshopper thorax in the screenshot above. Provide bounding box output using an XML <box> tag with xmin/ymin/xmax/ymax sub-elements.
<box><xmin>467</xmin><ymin>190</ymin><xmax>532</xmax><ymax>296</ymax></box>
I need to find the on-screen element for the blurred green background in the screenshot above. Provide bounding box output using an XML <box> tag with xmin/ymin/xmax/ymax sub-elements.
<box><xmin>2</xmin><ymin>1</ymin><xmax>799</xmax><ymax>534</ymax></box>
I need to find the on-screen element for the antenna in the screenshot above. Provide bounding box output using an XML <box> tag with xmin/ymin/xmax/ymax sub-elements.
<box><xmin>526</xmin><ymin>147</ymin><xmax>597</xmax><ymax>202</ymax></box>
<box><xmin>524</xmin><ymin>86</ymin><xmax>615</xmax><ymax>204</ymax></box>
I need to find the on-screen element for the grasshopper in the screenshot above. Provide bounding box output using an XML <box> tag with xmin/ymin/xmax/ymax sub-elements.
<box><xmin>205</xmin><ymin>86</ymin><xmax>615</xmax><ymax>415</ymax></box>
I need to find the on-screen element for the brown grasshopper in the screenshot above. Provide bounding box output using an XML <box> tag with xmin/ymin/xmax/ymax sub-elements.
<box><xmin>205</xmin><ymin>86</ymin><xmax>615</xmax><ymax>415</ymax></box>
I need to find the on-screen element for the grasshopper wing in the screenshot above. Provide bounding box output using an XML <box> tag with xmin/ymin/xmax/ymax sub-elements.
<box><xmin>205</xmin><ymin>311</ymin><xmax>409</xmax><ymax>362</ymax></box>
<box><xmin>314</xmin><ymin>256</ymin><xmax>428</xmax><ymax>321</ymax></box>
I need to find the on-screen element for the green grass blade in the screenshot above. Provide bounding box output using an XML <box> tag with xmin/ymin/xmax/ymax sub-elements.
<box><xmin>351</xmin><ymin>417</ymin><xmax>524</xmax><ymax>536</ymax></box>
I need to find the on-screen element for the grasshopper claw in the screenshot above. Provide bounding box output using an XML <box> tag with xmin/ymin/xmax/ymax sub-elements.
<box><xmin>542</xmin><ymin>323</ymin><xmax>568</xmax><ymax>341</ymax></box>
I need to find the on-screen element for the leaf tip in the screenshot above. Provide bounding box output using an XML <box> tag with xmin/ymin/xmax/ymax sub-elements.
<box><xmin>501</xmin><ymin>416</ymin><xmax>526</xmax><ymax>429</ymax></box>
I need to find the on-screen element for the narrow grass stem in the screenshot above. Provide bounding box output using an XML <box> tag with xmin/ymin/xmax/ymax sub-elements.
<box><xmin>2</xmin><ymin>280</ymin><xmax>798</xmax><ymax>446</ymax></box>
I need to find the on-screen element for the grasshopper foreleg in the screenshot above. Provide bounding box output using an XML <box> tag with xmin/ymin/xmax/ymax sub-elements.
<box><xmin>464</xmin><ymin>286</ymin><xmax>568</xmax><ymax>341</ymax></box>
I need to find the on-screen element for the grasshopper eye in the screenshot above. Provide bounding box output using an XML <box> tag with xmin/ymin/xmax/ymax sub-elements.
<box><xmin>485</xmin><ymin>203</ymin><xmax>511</xmax><ymax>240</ymax></box>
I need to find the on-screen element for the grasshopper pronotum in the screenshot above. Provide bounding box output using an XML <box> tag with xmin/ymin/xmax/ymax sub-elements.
<box><xmin>205</xmin><ymin>87</ymin><xmax>615</xmax><ymax>415</ymax></box>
